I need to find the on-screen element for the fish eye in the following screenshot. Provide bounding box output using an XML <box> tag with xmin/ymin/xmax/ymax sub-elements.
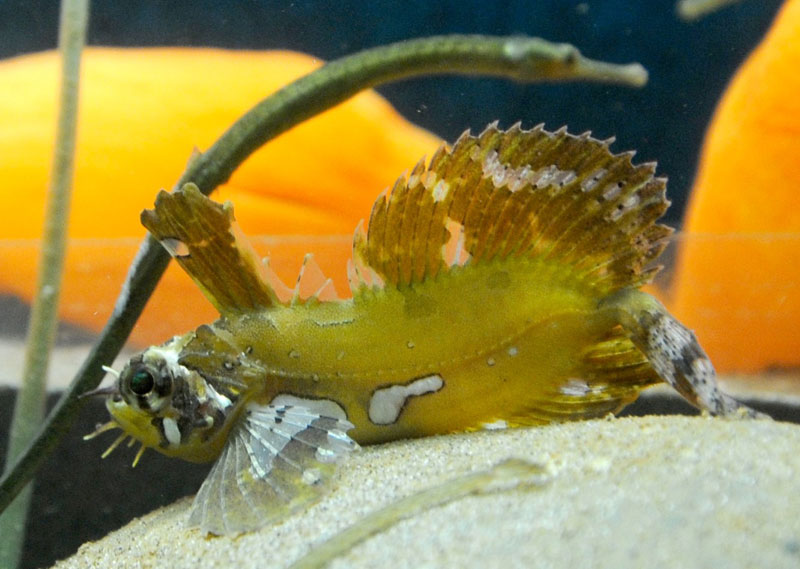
<box><xmin>129</xmin><ymin>368</ymin><xmax>155</xmax><ymax>395</ymax></box>
<box><xmin>119</xmin><ymin>355</ymin><xmax>177</xmax><ymax>412</ymax></box>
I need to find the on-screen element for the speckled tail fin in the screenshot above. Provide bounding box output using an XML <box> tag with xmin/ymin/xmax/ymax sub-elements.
<box><xmin>351</xmin><ymin>123</ymin><xmax>672</xmax><ymax>295</ymax></box>
<box><xmin>141</xmin><ymin>183</ymin><xmax>282</xmax><ymax>315</ymax></box>
<box><xmin>601</xmin><ymin>289</ymin><xmax>766</xmax><ymax>418</ymax></box>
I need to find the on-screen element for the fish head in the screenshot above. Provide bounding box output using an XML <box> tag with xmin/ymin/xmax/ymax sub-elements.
<box><xmin>101</xmin><ymin>331</ymin><xmax>251</xmax><ymax>463</ymax></box>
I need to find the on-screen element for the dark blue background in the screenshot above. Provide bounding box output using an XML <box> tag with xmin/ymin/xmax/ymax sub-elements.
<box><xmin>0</xmin><ymin>0</ymin><xmax>785</xmax><ymax>225</ymax></box>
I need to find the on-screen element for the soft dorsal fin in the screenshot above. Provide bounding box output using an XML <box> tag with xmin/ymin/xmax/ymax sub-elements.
<box><xmin>141</xmin><ymin>183</ymin><xmax>280</xmax><ymax>315</ymax></box>
<box><xmin>352</xmin><ymin>123</ymin><xmax>672</xmax><ymax>295</ymax></box>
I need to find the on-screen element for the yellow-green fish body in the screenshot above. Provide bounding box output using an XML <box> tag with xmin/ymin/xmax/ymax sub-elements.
<box><xmin>94</xmin><ymin>124</ymin><xmax>758</xmax><ymax>534</ymax></box>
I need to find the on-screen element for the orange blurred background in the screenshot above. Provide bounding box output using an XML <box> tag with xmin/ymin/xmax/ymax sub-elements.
<box><xmin>0</xmin><ymin>47</ymin><xmax>441</xmax><ymax>345</ymax></box>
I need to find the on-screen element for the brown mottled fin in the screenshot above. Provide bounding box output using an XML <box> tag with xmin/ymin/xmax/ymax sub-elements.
<box><xmin>352</xmin><ymin>123</ymin><xmax>672</xmax><ymax>294</ymax></box>
<box><xmin>601</xmin><ymin>289</ymin><xmax>766</xmax><ymax>418</ymax></box>
<box><xmin>141</xmin><ymin>184</ymin><xmax>281</xmax><ymax>315</ymax></box>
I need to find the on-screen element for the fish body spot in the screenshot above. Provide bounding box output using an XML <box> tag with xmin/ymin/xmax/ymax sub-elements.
<box><xmin>560</xmin><ymin>378</ymin><xmax>591</xmax><ymax>397</ymax></box>
<box><xmin>432</xmin><ymin>179</ymin><xmax>450</xmax><ymax>202</ymax></box>
<box><xmin>369</xmin><ymin>374</ymin><xmax>444</xmax><ymax>425</ymax></box>
<box><xmin>163</xmin><ymin>417</ymin><xmax>181</xmax><ymax>446</ymax></box>
<box><xmin>301</xmin><ymin>468</ymin><xmax>322</xmax><ymax>485</ymax></box>
<box><xmin>481</xmin><ymin>419</ymin><xmax>508</xmax><ymax>430</ymax></box>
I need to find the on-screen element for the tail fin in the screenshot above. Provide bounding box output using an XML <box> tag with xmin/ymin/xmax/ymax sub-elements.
<box><xmin>602</xmin><ymin>289</ymin><xmax>767</xmax><ymax>418</ymax></box>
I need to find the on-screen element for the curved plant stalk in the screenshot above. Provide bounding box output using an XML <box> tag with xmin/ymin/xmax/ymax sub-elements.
<box><xmin>677</xmin><ymin>0</ymin><xmax>746</xmax><ymax>20</ymax></box>
<box><xmin>0</xmin><ymin>0</ymin><xmax>89</xmax><ymax>567</ymax></box>
<box><xmin>0</xmin><ymin>34</ymin><xmax>648</xmax><ymax>515</ymax></box>
<box><xmin>289</xmin><ymin>458</ymin><xmax>549</xmax><ymax>569</ymax></box>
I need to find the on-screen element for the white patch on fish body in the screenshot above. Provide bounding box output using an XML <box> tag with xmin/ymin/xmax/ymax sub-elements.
<box><xmin>163</xmin><ymin>417</ymin><xmax>181</xmax><ymax>446</ymax></box>
<box><xmin>477</xmin><ymin>148</ymin><xmax>575</xmax><ymax>193</ymax></box>
<box><xmin>206</xmin><ymin>382</ymin><xmax>232</xmax><ymax>410</ymax></box>
<box><xmin>420</xmin><ymin>170</ymin><xmax>439</xmax><ymax>190</ymax></box>
<box><xmin>270</xmin><ymin>394</ymin><xmax>347</xmax><ymax>422</ymax></box>
<box><xmin>432</xmin><ymin>179</ymin><xmax>450</xmax><ymax>202</ymax></box>
<box><xmin>369</xmin><ymin>374</ymin><xmax>444</xmax><ymax>425</ymax></box>
<box><xmin>561</xmin><ymin>378</ymin><xmax>591</xmax><ymax>397</ymax></box>
<box><xmin>581</xmin><ymin>168</ymin><xmax>607</xmax><ymax>192</ymax></box>
<box><xmin>481</xmin><ymin>419</ymin><xmax>508</xmax><ymax>431</ymax></box>
<box><xmin>302</xmin><ymin>468</ymin><xmax>322</xmax><ymax>486</ymax></box>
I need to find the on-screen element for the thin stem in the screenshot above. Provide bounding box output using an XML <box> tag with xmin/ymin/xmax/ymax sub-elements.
<box><xmin>0</xmin><ymin>0</ymin><xmax>89</xmax><ymax>567</ymax></box>
<box><xmin>0</xmin><ymin>34</ymin><xmax>647</xmax><ymax>515</ymax></box>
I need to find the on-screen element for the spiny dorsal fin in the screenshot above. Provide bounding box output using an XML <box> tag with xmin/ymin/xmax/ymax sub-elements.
<box><xmin>291</xmin><ymin>253</ymin><xmax>339</xmax><ymax>305</ymax></box>
<box><xmin>262</xmin><ymin>258</ymin><xmax>295</xmax><ymax>304</ymax></box>
<box><xmin>141</xmin><ymin>183</ymin><xmax>280</xmax><ymax>315</ymax></box>
<box><xmin>352</xmin><ymin>123</ymin><xmax>672</xmax><ymax>295</ymax></box>
<box><xmin>263</xmin><ymin>254</ymin><xmax>340</xmax><ymax>305</ymax></box>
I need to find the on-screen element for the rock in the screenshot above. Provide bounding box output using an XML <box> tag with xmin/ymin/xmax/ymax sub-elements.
<box><xmin>52</xmin><ymin>416</ymin><xmax>800</xmax><ymax>569</ymax></box>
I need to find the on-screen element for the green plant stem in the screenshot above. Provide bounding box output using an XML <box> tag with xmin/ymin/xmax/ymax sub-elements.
<box><xmin>0</xmin><ymin>0</ymin><xmax>89</xmax><ymax>567</ymax></box>
<box><xmin>0</xmin><ymin>34</ymin><xmax>647</xmax><ymax>516</ymax></box>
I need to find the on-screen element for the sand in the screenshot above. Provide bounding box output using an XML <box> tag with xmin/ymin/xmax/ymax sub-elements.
<box><xmin>50</xmin><ymin>415</ymin><xmax>800</xmax><ymax>569</ymax></box>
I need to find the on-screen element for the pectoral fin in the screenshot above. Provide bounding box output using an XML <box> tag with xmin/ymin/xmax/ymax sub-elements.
<box><xmin>602</xmin><ymin>289</ymin><xmax>766</xmax><ymax>418</ymax></box>
<box><xmin>141</xmin><ymin>183</ymin><xmax>281</xmax><ymax>315</ymax></box>
<box><xmin>188</xmin><ymin>403</ymin><xmax>358</xmax><ymax>535</ymax></box>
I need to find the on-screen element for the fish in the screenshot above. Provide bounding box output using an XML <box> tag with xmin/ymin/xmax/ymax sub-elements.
<box><xmin>87</xmin><ymin>123</ymin><xmax>761</xmax><ymax>535</ymax></box>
